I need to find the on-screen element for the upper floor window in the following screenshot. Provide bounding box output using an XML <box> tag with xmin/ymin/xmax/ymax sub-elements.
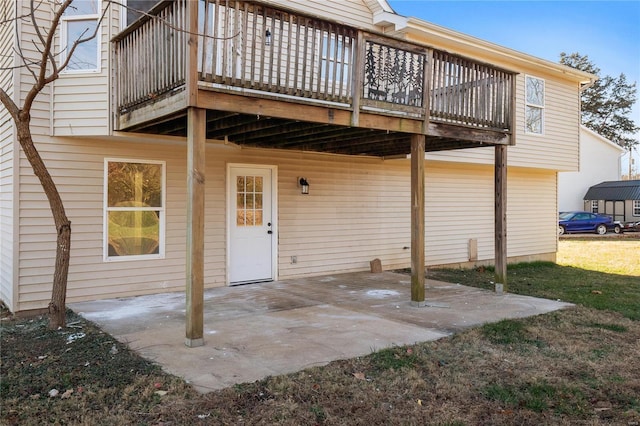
<box><xmin>525</xmin><ymin>75</ymin><xmax>544</xmax><ymax>134</ymax></box>
<box><xmin>634</xmin><ymin>200</ymin><xmax>640</xmax><ymax>216</ymax></box>
<box><xmin>122</xmin><ymin>0</ymin><xmax>159</xmax><ymax>28</ymax></box>
<box><xmin>61</xmin><ymin>0</ymin><xmax>101</xmax><ymax>72</ymax></box>
<box><xmin>104</xmin><ymin>159</ymin><xmax>165</xmax><ymax>261</ymax></box>
<box><xmin>590</xmin><ymin>200</ymin><xmax>599</xmax><ymax>214</ymax></box>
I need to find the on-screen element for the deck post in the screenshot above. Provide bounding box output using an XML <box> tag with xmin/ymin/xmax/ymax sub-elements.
<box><xmin>494</xmin><ymin>144</ymin><xmax>507</xmax><ymax>293</ymax></box>
<box><xmin>185</xmin><ymin>107</ymin><xmax>206</xmax><ymax>347</ymax></box>
<box><xmin>411</xmin><ymin>134</ymin><xmax>426</xmax><ymax>305</ymax></box>
<box><xmin>186</xmin><ymin>0</ymin><xmax>199</xmax><ymax>106</ymax></box>
<box><xmin>351</xmin><ymin>31</ymin><xmax>365</xmax><ymax>127</ymax></box>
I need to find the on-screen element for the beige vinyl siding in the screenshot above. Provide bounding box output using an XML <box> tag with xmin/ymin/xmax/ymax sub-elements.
<box><xmin>424</xmin><ymin>162</ymin><xmax>557</xmax><ymax>266</ymax></box>
<box><xmin>425</xmin><ymin>163</ymin><xmax>494</xmax><ymax>265</ymax></box>
<box><xmin>507</xmin><ymin>167</ymin><xmax>557</xmax><ymax>258</ymax></box>
<box><xmin>265</xmin><ymin>0</ymin><xmax>377</xmax><ymax>30</ymax></box>
<box><xmin>405</xmin><ymin>26</ymin><xmax>582</xmax><ymax>173</ymax></box>
<box><xmin>514</xmin><ymin>75</ymin><xmax>580</xmax><ymax>170</ymax></box>
<box><xmin>17</xmin><ymin>1</ymin><xmax>51</xmax><ymax>138</ymax></box>
<box><xmin>52</xmin><ymin>1</ymin><xmax>118</xmax><ymax>136</ymax></box>
<box><xmin>17</xmin><ymin>133</ymin><xmax>558</xmax><ymax>310</ymax></box>
<box><xmin>16</xmin><ymin>137</ymin><xmax>187</xmax><ymax>310</ymax></box>
<box><xmin>0</xmin><ymin>0</ymin><xmax>16</xmax><ymax>311</ymax></box>
<box><xmin>427</xmin><ymin>73</ymin><xmax>580</xmax><ymax>172</ymax></box>
<box><xmin>16</xmin><ymin>137</ymin><xmax>409</xmax><ymax>309</ymax></box>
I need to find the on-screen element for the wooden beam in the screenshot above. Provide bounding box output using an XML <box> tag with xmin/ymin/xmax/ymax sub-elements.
<box><xmin>494</xmin><ymin>144</ymin><xmax>507</xmax><ymax>293</ymax></box>
<box><xmin>351</xmin><ymin>31</ymin><xmax>365</xmax><ymax>126</ymax></box>
<box><xmin>186</xmin><ymin>0</ymin><xmax>199</xmax><ymax>106</ymax></box>
<box><xmin>185</xmin><ymin>107</ymin><xmax>206</xmax><ymax>347</ymax></box>
<box><xmin>410</xmin><ymin>134</ymin><xmax>426</xmax><ymax>305</ymax></box>
<box><xmin>197</xmin><ymin>90</ymin><xmax>426</xmax><ymax>134</ymax></box>
<box><xmin>427</xmin><ymin>121</ymin><xmax>510</xmax><ymax>145</ymax></box>
<box><xmin>117</xmin><ymin>91</ymin><xmax>187</xmax><ymax>131</ymax></box>
<box><xmin>239</xmin><ymin>122</ymin><xmax>330</xmax><ymax>144</ymax></box>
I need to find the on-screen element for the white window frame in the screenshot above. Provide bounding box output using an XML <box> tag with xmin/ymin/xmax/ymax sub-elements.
<box><xmin>61</xmin><ymin>0</ymin><xmax>101</xmax><ymax>73</ymax></box>
<box><xmin>104</xmin><ymin>158</ymin><xmax>166</xmax><ymax>262</ymax></box>
<box><xmin>120</xmin><ymin>0</ymin><xmax>128</xmax><ymax>30</ymax></box>
<box><xmin>633</xmin><ymin>200</ymin><xmax>640</xmax><ymax>216</ymax></box>
<box><xmin>590</xmin><ymin>200</ymin><xmax>599</xmax><ymax>214</ymax></box>
<box><xmin>525</xmin><ymin>75</ymin><xmax>545</xmax><ymax>135</ymax></box>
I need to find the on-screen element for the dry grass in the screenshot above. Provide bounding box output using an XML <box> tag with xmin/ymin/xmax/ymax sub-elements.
<box><xmin>2</xmin><ymin>238</ymin><xmax>639</xmax><ymax>425</ymax></box>
<box><xmin>557</xmin><ymin>238</ymin><xmax>640</xmax><ymax>276</ymax></box>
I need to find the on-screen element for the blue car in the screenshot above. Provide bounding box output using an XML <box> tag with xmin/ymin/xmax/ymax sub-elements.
<box><xmin>558</xmin><ymin>211</ymin><xmax>619</xmax><ymax>235</ymax></box>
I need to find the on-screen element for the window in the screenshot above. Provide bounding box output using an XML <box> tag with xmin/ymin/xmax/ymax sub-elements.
<box><xmin>590</xmin><ymin>200</ymin><xmax>599</xmax><ymax>214</ymax></box>
<box><xmin>61</xmin><ymin>0</ymin><xmax>101</xmax><ymax>72</ymax></box>
<box><xmin>525</xmin><ymin>75</ymin><xmax>544</xmax><ymax>134</ymax></box>
<box><xmin>634</xmin><ymin>200</ymin><xmax>640</xmax><ymax>216</ymax></box>
<box><xmin>105</xmin><ymin>159</ymin><xmax>165</xmax><ymax>260</ymax></box>
<box><xmin>121</xmin><ymin>0</ymin><xmax>159</xmax><ymax>28</ymax></box>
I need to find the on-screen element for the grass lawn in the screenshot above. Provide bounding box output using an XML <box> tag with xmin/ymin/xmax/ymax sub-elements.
<box><xmin>2</xmin><ymin>237</ymin><xmax>639</xmax><ymax>425</ymax></box>
<box><xmin>427</xmin><ymin>237</ymin><xmax>640</xmax><ymax>321</ymax></box>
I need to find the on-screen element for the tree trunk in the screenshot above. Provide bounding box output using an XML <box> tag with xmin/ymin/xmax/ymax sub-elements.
<box><xmin>16</xmin><ymin>113</ymin><xmax>71</xmax><ymax>329</ymax></box>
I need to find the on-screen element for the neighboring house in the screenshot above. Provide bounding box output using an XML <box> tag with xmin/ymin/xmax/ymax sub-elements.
<box><xmin>558</xmin><ymin>126</ymin><xmax>624</xmax><ymax>212</ymax></box>
<box><xmin>1</xmin><ymin>0</ymin><xmax>593</xmax><ymax>343</ymax></box>
<box><xmin>583</xmin><ymin>180</ymin><xmax>640</xmax><ymax>224</ymax></box>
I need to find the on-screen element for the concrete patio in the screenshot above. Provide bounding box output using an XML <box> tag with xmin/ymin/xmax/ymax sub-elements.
<box><xmin>71</xmin><ymin>271</ymin><xmax>571</xmax><ymax>393</ymax></box>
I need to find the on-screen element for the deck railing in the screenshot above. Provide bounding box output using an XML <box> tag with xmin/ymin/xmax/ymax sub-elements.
<box><xmin>113</xmin><ymin>0</ymin><xmax>513</xmax><ymax>133</ymax></box>
<box><xmin>198</xmin><ymin>1</ymin><xmax>356</xmax><ymax>103</ymax></box>
<box><xmin>113</xmin><ymin>0</ymin><xmax>187</xmax><ymax>113</ymax></box>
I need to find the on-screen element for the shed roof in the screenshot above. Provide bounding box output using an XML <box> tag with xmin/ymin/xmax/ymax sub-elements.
<box><xmin>583</xmin><ymin>180</ymin><xmax>640</xmax><ymax>201</ymax></box>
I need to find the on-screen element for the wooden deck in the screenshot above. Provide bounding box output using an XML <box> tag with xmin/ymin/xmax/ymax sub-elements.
<box><xmin>111</xmin><ymin>0</ymin><xmax>513</xmax><ymax>342</ymax></box>
<box><xmin>113</xmin><ymin>0</ymin><xmax>516</xmax><ymax>157</ymax></box>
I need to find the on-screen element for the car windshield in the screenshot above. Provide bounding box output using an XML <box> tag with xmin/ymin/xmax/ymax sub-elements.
<box><xmin>559</xmin><ymin>212</ymin><xmax>574</xmax><ymax>220</ymax></box>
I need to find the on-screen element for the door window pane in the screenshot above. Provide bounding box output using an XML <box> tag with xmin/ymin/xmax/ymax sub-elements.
<box><xmin>236</xmin><ymin>175</ymin><xmax>264</xmax><ymax>226</ymax></box>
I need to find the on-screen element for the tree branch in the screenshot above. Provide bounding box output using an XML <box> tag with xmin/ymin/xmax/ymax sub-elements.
<box><xmin>30</xmin><ymin>0</ymin><xmax>59</xmax><ymax>77</ymax></box>
<box><xmin>0</xmin><ymin>87</ymin><xmax>19</xmax><ymax>121</ymax></box>
<box><xmin>21</xmin><ymin>0</ymin><xmax>72</xmax><ymax>113</ymax></box>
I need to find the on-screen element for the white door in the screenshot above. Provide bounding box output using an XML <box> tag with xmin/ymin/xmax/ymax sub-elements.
<box><xmin>228</xmin><ymin>166</ymin><xmax>275</xmax><ymax>284</ymax></box>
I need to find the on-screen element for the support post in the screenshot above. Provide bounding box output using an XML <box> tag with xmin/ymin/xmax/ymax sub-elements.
<box><xmin>494</xmin><ymin>144</ymin><xmax>507</xmax><ymax>293</ymax></box>
<box><xmin>411</xmin><ymin>134</ymin><xmax>426</xmax><ymax>305</ymax></box>
<box><xmin>186</xmin><ymin>0</ymin><xmax>199</xmax><ymax>106</ymax></box>
<box><xmin>350</xmin><ymin>31</ymin><xmax>365</xmax><ymax>127</ymax></box>
<box><xmin>185</xmin><ymin>107</ymin><xmax>206</xmax><ymax>347</ymax></box>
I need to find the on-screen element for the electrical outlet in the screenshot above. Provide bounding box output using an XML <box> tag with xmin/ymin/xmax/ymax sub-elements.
<box><xmin>291</xmin><ymin>256</ymin><xmax>297</xmax><ymax>264</ymax></box>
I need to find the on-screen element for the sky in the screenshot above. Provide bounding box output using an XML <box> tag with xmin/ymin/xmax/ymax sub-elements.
<box><xmin>389</xmin><ymin>0</ymin><xmax>640</xmax><ymax>176</ymax></box>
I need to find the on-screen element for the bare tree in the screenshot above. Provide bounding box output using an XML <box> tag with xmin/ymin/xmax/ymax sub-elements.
<box><xmin>0</xmin><ymin>0</ymin><xmax>106</xmax><ymax>328</ymax></box>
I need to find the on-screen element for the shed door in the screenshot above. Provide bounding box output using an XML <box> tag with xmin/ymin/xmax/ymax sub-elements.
<box><xmin>228</xmin><ymin>166</ymin><xmax>275</xmax><ymax>284</ymax></box>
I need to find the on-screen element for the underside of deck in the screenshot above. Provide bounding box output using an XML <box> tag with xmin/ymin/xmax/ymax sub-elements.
<box><xmin>111</xmin><ymin>0</ymin><xmax>513</xmax><ymax>346</ymax></box>
<box><xmin>122</xmin><ymin>95</ymin><xmax>508</xmax><ymax>158</ymax></box>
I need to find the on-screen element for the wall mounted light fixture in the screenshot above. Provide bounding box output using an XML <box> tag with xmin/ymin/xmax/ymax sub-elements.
<box><xmin>265</xmin><ymin>29</ymin><xmax>272</xmax><ymax>46</ymax></box>
<box><xmin>298</xmin><ymin>177</ymin><xmax>309</xmax><ymax>195</ymax></box>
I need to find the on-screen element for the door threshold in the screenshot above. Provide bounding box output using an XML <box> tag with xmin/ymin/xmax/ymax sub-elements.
<box><xmin>229</xmin><ymin>279</ymin><xmax>274</xmax><ymax>287</ymax></box>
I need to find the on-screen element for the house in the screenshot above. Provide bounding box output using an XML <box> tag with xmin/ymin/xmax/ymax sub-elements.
<box><xmin>558</xmin><ymin>126</ymin><xmax>625</xmax><ymax>212</ymax></box>
<box><xmin>1</xmin><ymin>0</ymin><xmax>594</xmax><ymax>344</ymax></box>
<box><xmin>583</xmin><ymin>180</ymin><xmax>640</xmax><ymax>224</ymax></box>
